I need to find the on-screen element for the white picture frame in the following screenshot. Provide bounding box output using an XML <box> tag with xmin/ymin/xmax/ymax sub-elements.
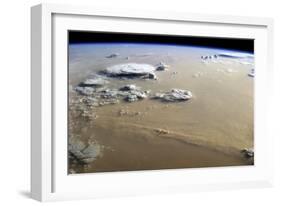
<box><xmin>31</xmin><ymin>3</ymin><xmax>274</xmax><ymax>202</ymax></box>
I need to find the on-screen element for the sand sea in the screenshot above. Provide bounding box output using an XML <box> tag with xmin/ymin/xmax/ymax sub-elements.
<box><xmin>68</xmin><ymin>43</ymin><xmax>254</xmax><ymax>174</ymax></box>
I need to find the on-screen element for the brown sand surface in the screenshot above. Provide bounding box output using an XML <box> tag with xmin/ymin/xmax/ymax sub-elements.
<box><xmin>68</xmin><ymin>44</ymin><xmax>254</xmax><ymax>173</ymax></box>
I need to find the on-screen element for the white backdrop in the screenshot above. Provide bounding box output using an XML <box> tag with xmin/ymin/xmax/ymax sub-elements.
<box><xmin>0</xmin><ymin>0</ymin><xmax>280</xmax><ymax>205</ymax></box>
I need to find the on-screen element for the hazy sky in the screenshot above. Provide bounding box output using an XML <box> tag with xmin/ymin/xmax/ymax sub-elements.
<box><xmin>69</xmin><ymin>31</ymin><xmax>254</xmax><ymax>53</ymax></box>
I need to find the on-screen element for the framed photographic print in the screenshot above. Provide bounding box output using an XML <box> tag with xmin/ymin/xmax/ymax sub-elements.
<box><xmin>31</xmin><ymin>3</ymin><xmax>274</xmax><ymax>201</ymax></box>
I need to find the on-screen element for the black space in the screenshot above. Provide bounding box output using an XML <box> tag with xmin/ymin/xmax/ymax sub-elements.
<box><xmin>68</xmin><ymin>31</ymin><xmax>254</xmax><ymax>53</ymax></box>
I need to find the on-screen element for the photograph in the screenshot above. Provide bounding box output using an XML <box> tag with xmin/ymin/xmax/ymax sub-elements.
<box><xmin>67</xmin><ymin>31</ymin><xmax>254</xmax><ymax>174</ymax></box>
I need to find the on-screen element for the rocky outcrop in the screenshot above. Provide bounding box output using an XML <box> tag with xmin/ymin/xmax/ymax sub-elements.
<box><xmin>106</xmin><ymin>53</ymin><xmax>119</xmax><ymax>58</ymax></box>
<box><xmin>74</xmin><ymin>83</ymin><xmax>149</xmax><ymax>106</ymax></box>
<box><xmin>155</xmin><ymin>62</ymin><xmax>169</xmax><ymax>71</ymax></box>
<box><xmin>201</xmin><ymin>55</ymin><xmax>216</xmax><ymax>60</ymax></box>
<box><xmin>119</xmin><ymin>84</ymin><xmax>138</xmax><ymax>91</ymax></box>
<box><xmin>75</xmin><ymin>75</ymin><xmax>108</xmax><ymax>96</ymax></box>
<box><xmin>153</xmin><ymin>89</ymin><xmax>193</xmax><ymax>102</ymax></box>
<box><xmin>75</xmin><ymin>86</ymin><xmax>96</xmax><ymax>96</ymax></box>
<box><xmin>217</xmin><ymin>52</ymin><xmax>254</xmax><ymax>59</ymax></box>
<box><xmin>74</xmin><ymin>63</ymin><xmax>193</xmax><ymax>106</ymax></box>
<box><xmin>248</xmin><ymin>69</ymin><xmax>255</xmax><ymax>77</ymax></box>
<box><xmin>102</xmin><ymin>63</ymin><xmax>157</xmax><ymax>79</ymax></box>
<box><xmin>79</xmin><ymin>75</ymin><xmax>108</xmax><ymax>87</ymax></box>
<box><xmin>241</xmin><ymin>148</ymin><xmax>254</xmax><ymax>158</ymax></box>
<box><xmin>69</xmin><ymin>138</ymin><xmax>102</xmax><ymax>164</ymax></box>
<box><xmin>124</xmin><ymin>90</ymin><xmax>147</xmax><ymax>102</ymax></box>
